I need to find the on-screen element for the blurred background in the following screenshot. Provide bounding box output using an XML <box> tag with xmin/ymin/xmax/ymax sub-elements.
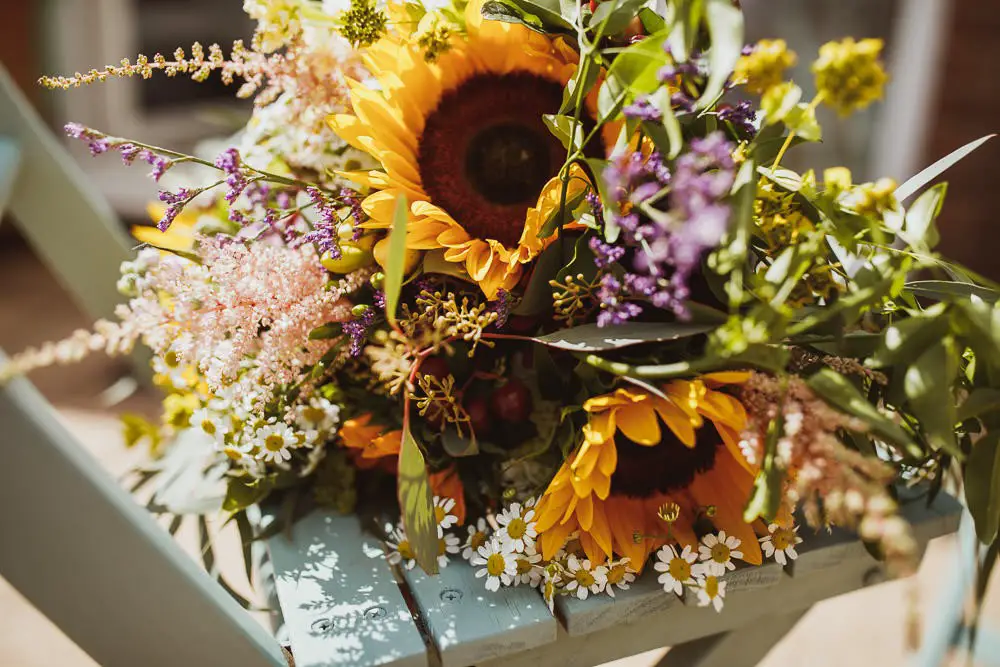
<box><xmin>1</xmin><ymin>1</ymin><xmax>998</xmax><ymax>666</ymax></box>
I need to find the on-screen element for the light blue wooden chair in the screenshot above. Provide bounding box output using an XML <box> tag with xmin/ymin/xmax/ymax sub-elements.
<box><xmin>0</xmin><ymin>38</ymin><xmax>985</xmax><ymax>667</ymax></box>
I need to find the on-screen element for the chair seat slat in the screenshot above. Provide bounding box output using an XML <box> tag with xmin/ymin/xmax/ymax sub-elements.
<box><xmin>554</xmin><ymin>491</ymin><xmax>963</xmax><ymax>638</ymax></box>
<box><xmin>398</xmin><ymin>559</ymin><xmax>557</xmax><ymax>667</ymax></box>
<box><xmin>265</xmin><ymin>511</ymin><xmax>428</xmax><ymax>667</ymax></box>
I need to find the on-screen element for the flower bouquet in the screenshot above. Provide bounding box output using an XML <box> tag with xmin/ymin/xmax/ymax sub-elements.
<box><xmin>6</xmin><ymin>0</ymin><xmax>999</xmax><ymax>617</ymax></box>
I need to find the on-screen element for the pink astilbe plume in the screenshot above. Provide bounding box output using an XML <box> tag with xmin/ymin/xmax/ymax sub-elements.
<box><xmin>738</xmin><ymin>371</ymin><xmax>918</xmax><ymax>575</ymax></box>
<box><xmin>1</xmin><ymin>239</ymin><xmax>365</xmax><ymax>409</ymax></box>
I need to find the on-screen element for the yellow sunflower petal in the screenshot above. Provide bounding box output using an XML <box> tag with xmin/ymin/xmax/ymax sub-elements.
<box><xmin>616</xmin><ymin>403</ymin><xmax>662</xmax><ymax>445</ymax></box>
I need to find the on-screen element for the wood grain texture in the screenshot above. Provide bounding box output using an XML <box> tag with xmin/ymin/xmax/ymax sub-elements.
<box><xmin>399</xmin><ymin>558</ymin><xmax>557</xmax><ymax>667</ymax></box>
<box><xmin>654</xmin><ymin>608</ymin><xmax>810</xmax><ymax>667</ymax></box>
<box><xmin>264</xmin><ymin>510</ymin><xmax>428</xmax><ymax>667</ymax></box>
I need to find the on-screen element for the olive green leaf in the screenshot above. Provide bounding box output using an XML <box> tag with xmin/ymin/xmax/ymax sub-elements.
<box><xmin>397</xmin><ymin>426</ymin><xmax>439</xmax><ymax>574</ymax></box>
<box><xmin>965</xmin><ymin>432</ymin><xmax>1000</xmax><ymax>544</ymax></box>
<box><xmin>383</xmin><ymin>194</ymin><xmax>409</xmax><ymax>326</ymax></box>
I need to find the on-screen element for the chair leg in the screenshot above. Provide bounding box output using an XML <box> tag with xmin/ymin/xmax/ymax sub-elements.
<box><xmin>655</xmin><ymin>607</ymin><xmax>810</xmax><ymax>667</ymax></box>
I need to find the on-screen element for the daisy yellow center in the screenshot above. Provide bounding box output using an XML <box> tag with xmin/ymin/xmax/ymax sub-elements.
<box><xmin>199</xmin><ymin>419</ymin><xmax>216</xmax><ymax>435</ymax></box>
<box><xmin>574</xmin><ymin>569</ymin><xmax>596</xmax><ymax>588</ymax></box>
<box><xmin>710</xmin><ymin>543</ymin><xmax>731</xmax><ymax>564</ymax></box>
<box><xmin>506</xmin><ymin>517</ymin><xmax>528</xmax><ymax>540</ymax></box>
<box><xmin>264</xmin><ymin>434</ymin><xmax>286</xmax><ymax>452</ymax></box>
<box><xmin>516</xmin><ymin>558</ymin><xmax>534</xmax><ymax>575</ymax></box>
<box><xmin>469</xmin><ymin>531</ymin><xmax>487</xmax><ymax>551</ymax></box>
<box><xmin>418</xmin><ymin>72</ymin><xmax>586</xmax><ymax>248</ymax></box>
<box><xmin>704</xmin><ymin>576</ymin><xmax>720</xmax><ymax>598</ymax></box>
<box><xmin>607</xmin><ymin>564</ymin><xmax>628</xmax><ymax>585</ymax></box>
<box><xmin>302</xmin><ymin>406</ymin><xmax>326</xmax><ymax>425</ymax></box>
<box><xmin>772</xmin><ymin>527</ymin><xmax>796</xmax><ymax>550</ymax></box>
<box><xmin>398</xmin><ymin>540</ymin><xmax>415</xmax><ymax>560</ymax></box>
<box><xmin>486</xmin><ymin>553</ymin><xmax>508</xmax><ymax>576</ymax></box>
<box><xmin>223</xmin><ymin>447</ymin><xmax>243</xmax><ymax>461</ymax></box>
<box><xmin>668</xmin><ymin>557</ymin><xmax>692</xmax><ymax>581</ymax></box>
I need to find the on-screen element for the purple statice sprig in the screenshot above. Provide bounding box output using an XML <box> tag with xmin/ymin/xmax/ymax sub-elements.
<box><xmin>342</xmin><ymin>305</ymin><xmax>377</xmax><ymax>357</ymax></box>
<box><xmin>718</xmin><ymin>100</ymin><xmax>758</xmax><ymax>138</ymax></box>
<box><xmin>65</xmin><ymin>123</ymin><xmax>174</xmax><ymax>181</ymax></box>
<box><xmin>155</xmin><ymin>187</ymin><xmax>202</xmax><ymax>231</ymax></box>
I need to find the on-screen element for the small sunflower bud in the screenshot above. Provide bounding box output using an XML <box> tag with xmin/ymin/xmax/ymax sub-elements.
<box><xmin>351</xmin><ymin>304</ymin><xmax>371</xmax><ymax>317</ymax></box>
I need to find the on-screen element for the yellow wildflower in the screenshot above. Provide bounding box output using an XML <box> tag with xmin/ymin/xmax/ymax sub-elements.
<box><xmin>812</xmin><ymin>38</ymin><xmax>888</xmax><ymax>116</ymax></box>
<box><xmin>733</xmin><ymin>39</ymin><xmax>797</xmax><ymax>95</ymax></box>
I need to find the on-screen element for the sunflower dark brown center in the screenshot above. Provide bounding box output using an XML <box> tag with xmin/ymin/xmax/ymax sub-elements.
<box><xmin>418</xmin><ymin>72</ymin><xmax>599</xmax><ymax>248</ymax></box>
<box><xmin>610</xmin><ymin>424</ymin><xmax>722</xmax><ymax>498</ymax></box>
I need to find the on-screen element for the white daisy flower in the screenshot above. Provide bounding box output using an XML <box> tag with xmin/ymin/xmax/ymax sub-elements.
<box><xmin>255</xmin><ymin>422</ymin><xmax>298</xmax><ymax>463</ymax></box>
<box><xmin>472</xmin><ymin>539</ymin><xmax>516</xmax><ymax>592</ymax></box>
<box><xmin>694</xmin><ymin>574</ymin><xmax>727</xmax><ymax>612</ymax></box>
<box><xmin>191</xmin><ymin>407</ymin><xmax>231</xmax><ymax>441</ymax></box>
<box><xmin>295</xmin><ymin>397</ymin><xmax>340</xmax><ymax>433</ymax></box>
<box><xmin>698</xmin><ymin>531</ymin><xmax>744</xmax><ymax>576</ymax></box>
<box><xmin>564</xmin><ymin>555</ymin><xmax>608</xmax><ymax>601</ymax></box>
<box><xmin>496</xmin><ymin>502</ymin><xmax>538</xmax><ymax>553</ymax></box>
<box><xmin>462</xmin><ymin>518</ymin><xmax>491</xmax><ymax>561</ymax></box>
<box><xmin>433</xmin><ymin>496</ymin><xmax>459</xmax><ymax>537</ymax></box>
<box><xmin>654</xmin><ymin>544</ymin><xmax>698</xmax><ymax>595</ymax></box>
<box><xmin>385</xmin><ymin>524</ymin><xmax>417</xmax><ymax>570</ymax></box>
<box><xmin>541</xmin><ymin>563</ymin><xmax>563</xmax><ymax>613</ymax></box>
<box><xmin>604</xmin><ymin>558</ymin><xmax>637</xmax><ymax>598</ymax></box>
<box><xmin>513</xmin><ymin>547</ymin><xmax>543</xmax><ymax>587</ymax></box>
<box><xmin>759</xmin><ymin>523</ymin><xmax>803</xmax><ymax>566</ymax></box>
<box><xmin>437</xmin><ymin>533</ymin><xmax>461</xmax><ymax>568</ymax></box>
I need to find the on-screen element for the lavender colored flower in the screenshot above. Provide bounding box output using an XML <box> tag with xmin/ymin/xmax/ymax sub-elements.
<box><xmin>623</xmin><ymin>96</ymin><xmax>662</xmax><ymax>122</ymax></box>
<box><xmin>489</xmin><ymin>289</ymin><xmax>512</xmax><ymax>329</ymax></box>
<box><xmin>156</xmin><ymin>187</ymin><xmax>197</xmax><ymax>231</ymax></box>
<box><xmin>589</xmin><ymin>237</ymin><xmax>625</xmax><ymax>269</ymax></box>
<box><xmin>585</xmin><ymin>190</ymin><xmax>605</xmax><ymax>228</ymax></box>
<box><xmin>596</xmin><ymin>274</ymin><xmax>642</xmax><ymax>327</ymax></box>
<box><xmin>299</xmin><ymin>187</ymin><xmax>342</xmax><ymax>258</ymax></box>
<box><xmin>718</xmin><ymin>100</ymin><xmax>758</xmax><ymax>138</ymax></box>
<box><xmin>215</xmin><ymin>148</ymin><xmax>249</xmax><ymax>204</ymax></box>
<box><xmin>341</xmin><ymin>307</ymin><xmax>376</xmax><ymax>357</ymax></box>
<box><xmin>372</xmin><ymin>289</ymin><xmax>386</xmax><ymax>309</ymax></box>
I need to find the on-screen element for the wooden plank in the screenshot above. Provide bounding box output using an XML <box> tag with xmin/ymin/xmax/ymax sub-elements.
<box><xmin>554</xmin><ymin>491</ymin><xmax>962</xmax><ymax>637</ymax></box>
<box><xmin>0</xmin><ymin>64</ymin><xmax>133</xmax><ymax>324</ymax></box>
<box><xmin>0</xmin><ymin>136</ymin><xmax>20</xmax><ymax>216</ymax></box>
<box><xmin>479</xmin><ymin>493</ymin><xmax>961</xmax><ymax>667</ymax></box>
<box><xmin>264</xmin><ymin>510</ymin><xmax>429</xmax><ymax>667</ymax></box>
<box><xmin>399</xmin><ymin>559</ymin><xmax>557</xmax><ymax>667</ymax></box>
<box><xmin>0</xmin><ymin>353</ymin><xmax>287</xmax><ymax>667</ymax></box>
<box><xmin>655</xmin><ymin>608</ymin><xmax>809</xmax><ymax>667</ymax></box>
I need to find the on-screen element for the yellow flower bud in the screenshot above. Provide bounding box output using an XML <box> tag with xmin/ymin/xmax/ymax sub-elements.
<box><xmin>320</xmin><ymin>234</ymin><xmax>376</xmax><ymax>273</ymax></box>
<box><xmin>824</xmin><ymin>167</ymin><xmax>853</xmax><ymax>193</ymax></box>
<box><xmin>733</xmin><ymin>39</ymin><xmax>798</xmax><ymax>95</ymax></box>
<box><xmin>812</xmin><ymin>38</ymin><xmax>888</xmax><ymax>116</ymax></box>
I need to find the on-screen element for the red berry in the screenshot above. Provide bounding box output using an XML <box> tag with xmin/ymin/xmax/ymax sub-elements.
<box><xmin>419</xmin><ymin>356</ymin><xmax>451</xmax><ymax>381</ymax></box>
<box><xmin>464</xmin><ymin>396</ymin><xmax>492</xmax><ymax>435</ymax></box>
<box><xmin>490</xmin><ymin>379</ymin><xmax>532</xmax><ymax>423</ymax></box>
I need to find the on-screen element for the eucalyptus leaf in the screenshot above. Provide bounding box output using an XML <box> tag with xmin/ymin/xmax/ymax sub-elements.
<box><xmin>965</xmin><ymin>432</ymin><xmax>1000</xmax><ymax>544</ymax></box>
<box><xmin>895</xmin><ymin>134</ymin><xmax>995</xmax><ymax>203</ymax></box>
<box><xmin>904</xmin><ymin>280</ymin><xmax>1000</xmax><ymax>304</ymax></box>
<box><xmin>904</xmin><ymin>338</ymin><xmax>960</xmax><ymax>457</ymax></box>
<box><xmin>506</xmin><ymin>0</ymin><xmax>573</xmax><ymax>30</ymax></box>
<box><xmin>958</xmin><ymin>388</ymin><xmax>1000</xmax><ymax>422</ymax></box>
<box><xmin>535</xmin><ymin>321</ymin><xmax>715</xmax><ymax>351</ymax></box>
<box><xmin>308</xmin><ymin>323</ymin><xmax>342</xmax><ymax>340</ymax></box>
<box><xmin>442</xmin><ymin>429</ymin><xmax>479</xmax><ymax>457</ymax></box>
<box><xmin>869</xmin><ymin>310</ymin><xmax>950</xmax><ymax>368</ymax></box>
<box><xmin>807</xmin><ymin>368</ymin><xmax>921</xmax><ymax>457</ymax></box>
<box><xmin>383</xmin><ymin>195</ymin><xmax>409</xmax><ymax>326</ymax></box>
<box><xmin>697</xmin><ymin>0</ymin><xmax>744</xmax><ymax>110</ymax></box>
<box><xmin>543</xmin><ymin>113</ymin><xmax>583</xmax><ymax>151</ymax></box>
<box><xmin>590</xmin><ymin>0</ymin><xmax>647</xmax><ymax>35</ymax></box>
<box><xmin>902</xmin><ymin>182</ymin><xmax>946</xmax><ymax>248</ymax></box>
<box><xmin>397</xmin><ymin>427</ymin><xmax>439</xmax><ymax>574</ymax></box>
<box><xmin>480</xmin><ymin>0</ymin><xmax>547</xmax><ymax>32</ymax></box>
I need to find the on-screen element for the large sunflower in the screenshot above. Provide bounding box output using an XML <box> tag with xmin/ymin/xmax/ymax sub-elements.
<box><xmin>534</xmin><ymin>373</ymin><xmax>766</xmax><ymax>569</ymax></box>
<box><xmin>328</xmin><ymin>0</ymin><xmax>610</xmax><ymax>298</ymax></box>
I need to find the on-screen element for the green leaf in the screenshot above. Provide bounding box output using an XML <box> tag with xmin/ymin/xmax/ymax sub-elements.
<box><xmin>604</xmin><ymin>30</ymin><xmax>669</xmax><ymax>94</ymax></box>
<box><xmin>308</xmin><ymin>323</ymin><xmax>342</xmax><ymax>340</ymax></box>
<box><xmin>697</xmin><ymin>0</ymin><xmax>744</xmax><ymax>109</ymax></box>
<box><xmin>637</xmin><ymin>6</ymin><xmax>665</xmax><ymax>33</ymax></box>
<box><xmin>222</xmin><ymin>476</ymin><xmax>274</xmax><ymax>513</ymax></box>
<box><xmin>958</xmin><ymin>388</ymin><xmax>1000</xmax><ymax>422</ymax></box>
<box><xmin>895</xmin><ymin>134</ymin><xmax>995</xmax><ymax>203</ymax></box>
<box><xmin>534</xmin><ymin>321</ymin><xmax>715</xmax><ymax>352</ymax></box>
<box><xmin>537</xmin><ymin>185</ymin><xmax>587</xmax><ymax>239</ymax></box>
<box><xmin>480</xmin><ymin>0</ymin><xmax>547</xmax><ymax>32</ymax></box>
<box><xmin>647</xmin><ymin>87</ymin><xmax>683</xmax><ymax>159</ymax></box>
<box><xmin>806</xmin><ymin>368</ymin><xmax>921</xmax><ymax>457</ymax></box>
<box><xmin>543</xmin><ymin>113</ymin><xmax>582</xmax><ymax>151</ymax></box>
<box><xmin>868</xmin><ymin>310</ymin><xmax>950</xmax><ymax>368</ymax></box>
<box><xmin>902</xmin><ymin>182</ymin><xmax>946</xmax><ymax>248</ymax></box>
<box><xmin>784</xmin><ymin>103</ymin><xmax>821</xmax><ymax>142</ymax></box>
<box><xmin>383</xmin><ymin>194</ymin><xmax>409</xmax><ymax>326</ymax></box>
<box><xmin>505</xmin><ymin>0</ymin><xmax>573</xmax><ymax>30</ymax></box>
<box><xmin>590</xmin><ymin>0</ymin><xmax>647</xmax><ymax>35</ymax></box>
<box><xmin>904</xmin><ymin>280</ymin><xmax>1000</xmax><ymax>303</ymax></box>
<box><xmin>397</xmin><ymin>427</ymin><xmax>439</xmax><ymax>574</ymax></box>
<box><xmin>760</xmin><ymin>82</ymin><xmax>802</xmax><ymax>126</ymax></box>
<box><xmin>744</xmin><ymin>410</ymin><xmax>785</xmax><ymax>522</ymax></box>
<box><xmin>965</xmin><ymin>432</ymin><xmax>1000</xmax><ymax>544</ymax></box>
<box><xmin>904</xmin><ymin>338</ymin><xmax>960</xmax><ymax>457</ymax></box>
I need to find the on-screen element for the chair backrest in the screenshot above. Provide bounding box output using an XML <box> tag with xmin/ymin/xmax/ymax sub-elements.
<box><xmin>0</xmin><ymin>64</ymin><xmax>285</xmax><ymax>667</ymax></box>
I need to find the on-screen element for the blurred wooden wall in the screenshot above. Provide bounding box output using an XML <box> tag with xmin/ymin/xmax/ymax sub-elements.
<box><xmin>924</xmin><ymin>2</ymin><xmax>1000</xmax><ymax>281</ymax></box>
